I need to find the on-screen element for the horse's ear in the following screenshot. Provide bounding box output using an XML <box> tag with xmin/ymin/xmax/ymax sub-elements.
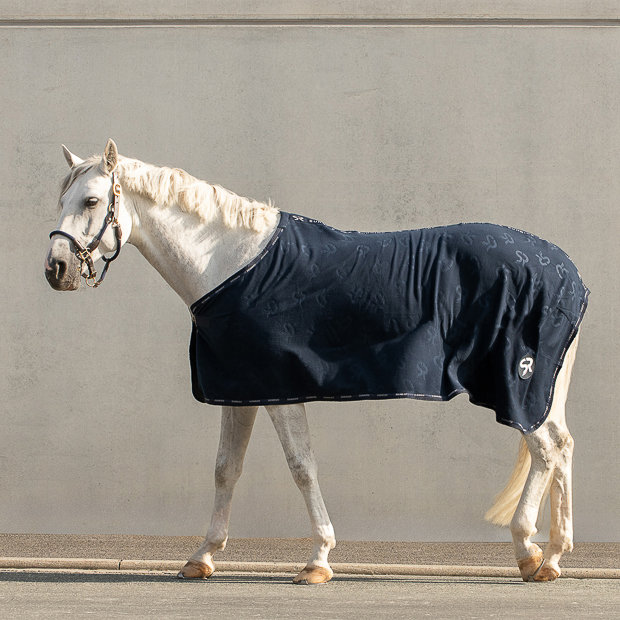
<box><xmin>62</xmin><ymin>145</ymin><xmax>84</xmax><ymax>168</ymax></box>
<box><xmin>101</xmin><ymin>139</ymin><xmax>118</xmax><ymax>173</ymax></box>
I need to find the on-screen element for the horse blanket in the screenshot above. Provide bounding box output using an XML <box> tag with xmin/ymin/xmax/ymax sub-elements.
<box><xmin>190</xmin><ymin>212</ymin><xmax>588</xmax><ymax>433</ymax></box>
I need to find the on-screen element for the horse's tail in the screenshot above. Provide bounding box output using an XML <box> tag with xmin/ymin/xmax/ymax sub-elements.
<box><xmin>484</xmin><ymin>437</ymin><xmax>531</xmax><ymax>526</ymax></box>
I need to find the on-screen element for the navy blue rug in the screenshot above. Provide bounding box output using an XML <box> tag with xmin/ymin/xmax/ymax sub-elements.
<box><xmin>190</xmin><ymin>212</ymin><xmax>588</xmax><ymax>434</ymax></box>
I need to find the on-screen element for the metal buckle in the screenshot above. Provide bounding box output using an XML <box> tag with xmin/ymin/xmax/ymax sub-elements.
<box><xmin>113</xmin><ymin>182</ymin><xmax>122</xmax><ymax>197</ymax></box>
<box><xmin>76</xmin><ymin>248</ymin><xmax>92</xmax><ymax>263</ymax></box>
<box><xmin>85</xmin><ymin>273</ymin><xmax>99</xmax><ymax>288</ymax></box>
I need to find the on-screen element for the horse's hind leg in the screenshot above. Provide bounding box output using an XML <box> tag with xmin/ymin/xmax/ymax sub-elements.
<box><xmin>545</xmin><ymin>426</ymin><xmax>574</xmax><ymax>574</ymax></box>
<box><xmin>266</xmin><ymin>403</ymin><xmax>336</xmax><ymax>585</ymax></box>
<box><xmin>511</xmin><ymin>336</ymin><xmax>578</xmax><ymax>582</ymax></box>
<box><xmin>178</xmin><ymin>405</ymin><xmax>258</xmax><ymax>579</ymax></box>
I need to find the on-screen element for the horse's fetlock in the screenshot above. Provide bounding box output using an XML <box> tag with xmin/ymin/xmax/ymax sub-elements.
<box><xmin>315</xmin><ymin>527</ymin><xmax>336</xmax><ymax>549</ymax></box>
<box><xmin>510</xmin><ymin>517</ymin><xmax>537</xmax><ymax>542</ymax></box>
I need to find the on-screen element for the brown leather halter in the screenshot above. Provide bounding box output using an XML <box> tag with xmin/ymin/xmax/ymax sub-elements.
<box><xmin>49</xmin><ymin>172</ymin><xmax>123</xmax><ymax>288</ymax></box>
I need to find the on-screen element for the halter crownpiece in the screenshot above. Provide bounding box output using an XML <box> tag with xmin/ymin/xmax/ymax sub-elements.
<box><xmin>49</xmin><ymin>172</ymin><xmax>123</xmax><ymax>288</ymax></box>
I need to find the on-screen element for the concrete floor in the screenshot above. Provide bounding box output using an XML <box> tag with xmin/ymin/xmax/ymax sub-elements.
<box><xmin>1</xmin><ymin>570</ymin><xmax>620</xmax><ymax>620</ymax></box>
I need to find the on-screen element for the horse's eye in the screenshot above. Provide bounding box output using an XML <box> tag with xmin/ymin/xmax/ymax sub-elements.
<box><xmin>85</xmin><ymin>197</ymin><xmax>99</xmax><ymax>207</ymax></box>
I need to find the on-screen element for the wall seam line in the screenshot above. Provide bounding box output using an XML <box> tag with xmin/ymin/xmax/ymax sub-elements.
<box><xmin>1</xmin><ymin>18</ymin><xmax>620</xmax><ymax>28</ymax></box>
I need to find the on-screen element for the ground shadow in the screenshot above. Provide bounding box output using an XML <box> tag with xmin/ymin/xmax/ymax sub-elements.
<box><xmin>0</xmin><ymin>570</ymin><xmax>525</xmax><ymax>586</ymax></box>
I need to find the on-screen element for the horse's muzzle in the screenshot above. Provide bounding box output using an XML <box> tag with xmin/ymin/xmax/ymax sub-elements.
<box><xmin>44</xmin><ymin>248</ymin><xmax>81</xmax><ymax>291</ymax></box>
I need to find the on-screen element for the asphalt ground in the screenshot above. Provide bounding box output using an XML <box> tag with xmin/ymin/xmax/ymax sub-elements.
<box><xmin>1</xmin><ymin>570</ymin><xmax>620</xmax><ymax>620</ymax></box>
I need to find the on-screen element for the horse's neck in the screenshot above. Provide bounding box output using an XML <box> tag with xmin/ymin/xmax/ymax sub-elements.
<box><xmin>128</xmin><ymin>196</ymin><xmax>279</xmax><ymax>306</ymax></box>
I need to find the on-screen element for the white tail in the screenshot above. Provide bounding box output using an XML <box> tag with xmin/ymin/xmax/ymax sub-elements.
<box><xmin>485</xmin><ymin>437</ymin><xmax>531</xmax><ymax>526</ymax></box>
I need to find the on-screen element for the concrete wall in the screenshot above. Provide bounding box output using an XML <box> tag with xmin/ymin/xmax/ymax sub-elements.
<box><xmin>1</xmin><ymin>3</ymin><xmax>618</xmax><ymax>542</ymax></box>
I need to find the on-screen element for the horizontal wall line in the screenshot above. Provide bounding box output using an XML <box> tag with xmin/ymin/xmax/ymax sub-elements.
<box><xmin>1</xmin><ymin>18</ymin><xmax>620</xmax><ymax>28</ymax></box>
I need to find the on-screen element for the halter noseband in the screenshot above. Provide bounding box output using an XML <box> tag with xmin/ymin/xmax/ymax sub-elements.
<box><xmin>49</xmin><ymin>172</ymin><xmax>123</xmax><ymax>288</ymax></box>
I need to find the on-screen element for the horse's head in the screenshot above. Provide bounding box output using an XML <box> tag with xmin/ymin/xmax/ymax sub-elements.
<box><xmin>45</xmin><ymin>139</ymin><xmax>133</xmax><ymax>290</ymax></box>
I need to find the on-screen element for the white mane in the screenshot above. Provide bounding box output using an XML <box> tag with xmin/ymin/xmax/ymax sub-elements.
<box><xmin>60</xmin><ymin>155</ymin><xmax>279</xmax><ymax>232</ymax></box>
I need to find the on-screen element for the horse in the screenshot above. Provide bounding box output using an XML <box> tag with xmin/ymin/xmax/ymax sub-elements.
<box><xmin>44</xmin><ymin>140</ymin><xmax>588</xmax><ymax>584</ymax></box>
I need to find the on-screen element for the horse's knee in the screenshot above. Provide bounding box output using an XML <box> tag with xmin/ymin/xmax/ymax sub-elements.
<box><xmin>214</xmin><ymin>456</ymin><xmax>243</xmax><ymax>489</ymax></box>
<box><xmin>287</xmin><ymin>456</ymin><xmax>317</xmax><ymax>490</ymax></box>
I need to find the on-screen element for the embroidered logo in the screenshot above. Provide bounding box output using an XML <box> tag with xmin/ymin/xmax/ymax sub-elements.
<box><xmin>518</xmin><ymin>355</ymin><xmax>535</xmax><ymax>380</ymax></box>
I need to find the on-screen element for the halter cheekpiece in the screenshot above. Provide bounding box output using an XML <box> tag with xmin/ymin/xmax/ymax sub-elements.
<box><xmin>49</xmin><ymin>172</ymin><xmax>123</xmax><ymax>288</ymax></box>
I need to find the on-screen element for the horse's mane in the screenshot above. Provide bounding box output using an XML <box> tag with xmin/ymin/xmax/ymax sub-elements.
<box><xmin>59</xmin><ymin>156</ymin><xmax>279</xmax><ymax>232</ymax></box>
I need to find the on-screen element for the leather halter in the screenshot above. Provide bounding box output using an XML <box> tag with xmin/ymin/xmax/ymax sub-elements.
<box><xmin>49</xmin><ymin>172</ymin><xmax>123</xmax><ymax>288</ymax></box>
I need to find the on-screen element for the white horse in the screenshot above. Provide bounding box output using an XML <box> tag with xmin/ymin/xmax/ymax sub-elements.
<box><xmin>45</xmin><ymin>140</ymin><xmax>583</xmax><ymax>584</ymax></box>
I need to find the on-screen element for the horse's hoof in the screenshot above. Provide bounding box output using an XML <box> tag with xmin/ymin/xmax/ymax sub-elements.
<box><xmin>532</xmin><ymin>562</ymin><xmax>561</xmax><ymax>582</ymax></box>
<box><xmin>177</xmin><ymin>559</ymin><xmax>213</xmax><ymax>579</ymax></box>
<box><xmin>517</xmin><ymin>548</ymin><xmax>545</xmax><ymax>582</ymax></box>
<box><xmin>293</xmin><ymin>565</ymin><xmax>333</xmax><ymax>585</ymax></box>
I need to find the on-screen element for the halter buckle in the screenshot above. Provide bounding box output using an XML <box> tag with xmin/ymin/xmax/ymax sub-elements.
<box><xmin>75</xmin><ymin>247</ymin><xmax>93</xmax><ymax>264</ymax></box>
<box><xmin>85</xmin><ymin>273</ymin><xmax>99</xmax><ymax>288</ymax></box>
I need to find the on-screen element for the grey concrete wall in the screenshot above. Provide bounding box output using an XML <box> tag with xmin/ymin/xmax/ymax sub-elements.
<box><xmin>1</xmin><ymin>4</ymin><xmax>618</xmax><ymax>543</ymax></box>
<box><xmin>2</xmin><ymin>1</ymin><xmax>620</xmax><ymax>20</ymax></box>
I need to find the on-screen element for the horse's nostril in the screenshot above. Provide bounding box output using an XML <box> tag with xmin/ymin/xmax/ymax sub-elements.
<box><xmin>55</xmin><ymin>259</ymin><xmax>67</xmax><ymax>280</ymax></box>
<box><xmin>45</xmin><ymin>257</ymin><xmax>67</xmax><ymax>283</ymax></box>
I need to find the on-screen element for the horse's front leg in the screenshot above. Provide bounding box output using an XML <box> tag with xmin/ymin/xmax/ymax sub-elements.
<box><xmin>178</xmin><ymin>405</ymin><xmax>258</xmax><ymax>579</ymax></box>
<box><xmin>266</xmin><ymin>403</ymin><xmax>336</xmax><ymax>585</ymax></box>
